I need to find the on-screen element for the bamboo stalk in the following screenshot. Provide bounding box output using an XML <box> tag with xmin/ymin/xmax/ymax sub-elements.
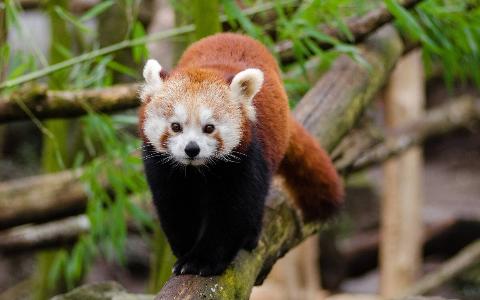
<box><xmin>36</xmin><ymin>2</ymin><xmax>76</xmax><ymax>298</ymax></box>
<box><xmin>192</xmin><ymin>0</ymin><xmax>221</xmax><ymax>40</ymax></box>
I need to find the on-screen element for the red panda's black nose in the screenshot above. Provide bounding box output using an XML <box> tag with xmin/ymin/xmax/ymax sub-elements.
<box><xmin>185</xmin><ymin>141</ymin><xmax>200</xmax><ymax>158</ymax></box>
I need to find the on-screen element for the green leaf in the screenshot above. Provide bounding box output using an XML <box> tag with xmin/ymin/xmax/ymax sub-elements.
<box><xmin>79</xmin><ymin>0</ymin><xmax>114</xmax><ymax>22</ymax></box>
<box><xmin>107</xmin><ymin>60</ymin><xmax>138</xmax><ymax>78</ymax></box>
<box><xmin>222</xmin><ymin>0</ymin><xmax>263</xmax><ymax>40</ymax></box>
<box><xmin>47</xmin><ymin>250</ymin><xmax>67</xmax><ymax>291</ymax></box>
<box><xmin>54</xmin><ymin>5</ymin><xmax>91</xmax><ymax>33</ymax></box>
<box><xmin>53</xmin><ymin>43</ymin><xmax>74</xmax><ymax>60</ymax></box>
<box><xmin>384</xmin><ymin>0</ymin><xmax>441</xmax><ymax>53</ymax></box>
<box><xmin>132</xmin><ymin>21</ymin><xmax>148</xmax><ymax>63</ymax></box>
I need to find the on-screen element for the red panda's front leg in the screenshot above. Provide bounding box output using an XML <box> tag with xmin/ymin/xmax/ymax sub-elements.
<box><xmin>173</xmin><ymin>204</ymin><xmax>249</xmax><ymax>276</ymax></box>
<box><xmin>173</xmin><ymin>136</ymin><xmax>270</xmax><ymax>276</ymax></box>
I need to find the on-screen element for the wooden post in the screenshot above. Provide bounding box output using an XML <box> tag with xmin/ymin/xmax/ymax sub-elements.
<box><xmin>380</xmin><ymin>50</ymin><xmax>425</xmax><ymax>297</ymax></box>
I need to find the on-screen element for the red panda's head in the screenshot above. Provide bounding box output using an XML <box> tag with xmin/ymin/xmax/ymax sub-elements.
<box><xmin>140</xmin><ymin>59</ymin><xmax>264</xmax><ymax>166</ymax></box>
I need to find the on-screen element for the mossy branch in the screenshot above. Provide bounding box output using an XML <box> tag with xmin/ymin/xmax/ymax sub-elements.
<box><xmin>0</xmin><ymin>84</ymin><xmax>140</xmax><ymax>123</ymax></box>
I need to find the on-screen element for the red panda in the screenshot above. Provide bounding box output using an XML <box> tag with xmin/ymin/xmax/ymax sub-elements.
<box><xmin>139</xmin><ymin>33</ymin><xmax>343</xmax><ymax>276</ymax></box>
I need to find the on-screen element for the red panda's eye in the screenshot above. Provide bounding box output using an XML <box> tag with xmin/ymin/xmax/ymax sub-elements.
<box><xmin>203</xmin><ymin>124</ymin><xmax>215</xmax><ymax>134</ymax></box>
<box><xmin>171</xmin><ymin>123</ymin><xmax>182</xmax><ymax>133</ymax></box>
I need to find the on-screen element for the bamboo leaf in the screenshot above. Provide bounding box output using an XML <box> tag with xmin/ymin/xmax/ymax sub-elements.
<box><xmin>79</xmin><ymin>0</ymin><xmax>114</xmax><ymax>22</ymax></box>
<box><xmin>54</xmin><ymin>5</ymin><xmax>91</xmax><ymax>33</ymax></box>
<box><xmin>132</xmin><ymin>21</ymin><xmax>149</xmax><ymax>63</ymax></box>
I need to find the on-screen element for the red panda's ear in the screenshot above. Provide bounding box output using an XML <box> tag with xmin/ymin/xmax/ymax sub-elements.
<box><xmin>230</xmin><ymin>68</ymin><xmax>263</xmax><ymax>121</ymax></box>
<box><xmin>230</xmin><ymin>68</ymin><xmax>264</xmax><ymax>100</ymax></box>
<box><xmin>143</xmin><ymin>59</ymin><xmax>164</xmax><ymax>85</ymax></box>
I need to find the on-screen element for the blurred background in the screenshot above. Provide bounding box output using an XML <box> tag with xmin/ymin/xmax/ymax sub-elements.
<box><xmin>0</xmin><ymin>0</ymin><xmax>479</xmax><ymax>299</ymax></box>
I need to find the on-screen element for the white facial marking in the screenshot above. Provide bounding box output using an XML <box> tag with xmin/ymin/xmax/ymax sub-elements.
<box><xmin>199</xmin><ymin>106</ymin><xmax>213</xmax><ymax>125</ymax></box>
<box><xmin>140</xmin><ymin>67</ymin><xmax>248</xmax><ymax>167</ymax></box>
<box><xmin>173</xmin><ymin>104</ymin><xmax>187</xmax><ymax>123</ymax></box>
<box><xmin>144</xmin><ymin>105</ymin><xmax>167</xmax><ymax>151</ymax></box>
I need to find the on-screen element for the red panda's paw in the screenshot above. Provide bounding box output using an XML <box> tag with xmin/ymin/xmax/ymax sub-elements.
<box><xmin>173</xmin><ymin>256</ymin><xmax>230</xmax><ymax>277</ymax></box>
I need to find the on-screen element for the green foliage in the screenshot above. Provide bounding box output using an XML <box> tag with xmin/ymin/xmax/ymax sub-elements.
<box><xmin>44</xmin><ymin>110</ymin><xmax>155</xmax><ymax>291</ymax></box>
<box><xmin>385</xmin><ymin>0</ymin><xmax>480</xmax><ymax>88</ymax></box>
<box><xmin>0</xmin><ymin>1</ymin><xmax>155</xmax><ymax>296</ymax></box>
<box><xmin>132</xmin><ymin>21</ymin><xmax>149</xmax><ymax>64</ymax></box>
<box><xmin>193</xmin><ymin>0</ymin><xmax>222</xmax><ymax>40</ymax></box>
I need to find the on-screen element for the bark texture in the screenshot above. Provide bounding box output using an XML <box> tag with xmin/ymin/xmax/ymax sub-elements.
<box><xmin>0</xmin><ymin>84</ymin><xmax>140</xmax><ymax>123</ymax></box>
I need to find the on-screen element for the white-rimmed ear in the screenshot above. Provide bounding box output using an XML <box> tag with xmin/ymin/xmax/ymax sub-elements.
<box><xmin>230</xmin><ymin>68</ymin><xmax>263</xmax><ymax>100</ymax></box>
<box><xmin>143</xmin><ymin>59</ymin><xmax>163</xmax><ymax>85</ymax></box>
<box><xmin>230</xmin><ymin>68</ymin><xmax>264</xmax><ymax>121</ymax></box>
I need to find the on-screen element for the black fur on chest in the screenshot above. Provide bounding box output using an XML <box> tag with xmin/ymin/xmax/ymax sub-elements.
<box><xmin>142</xmin><ymin>133</ymin><xmax>271</xmax><ymax>276</ymax></box>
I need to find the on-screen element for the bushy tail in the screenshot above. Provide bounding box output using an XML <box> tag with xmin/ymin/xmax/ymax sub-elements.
<box><xmin>278</xmin><ymin>116</ymin><xmax>344</xmax><ymax>221</ymax></box>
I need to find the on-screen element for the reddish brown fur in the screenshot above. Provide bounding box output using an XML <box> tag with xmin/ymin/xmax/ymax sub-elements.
<box><xmin>278</xmin><ymin>118</ymin><xmax>344</xmax><ymax>220</ymax></box>
<box><xmin>140</xmin><ymin>33</ymin><xmax>343</xmax><ymax>220</ymax></box>
<box><xmin>160</xmin><ymin>131</ymin><xmax>170</xmax><ymax>149</ymax></box>
<box><xmin>213</xmin><ymin>132</ymin><xmax>224</xmax><ymax>153</ymax></box>
<box><xmin>175</xmin><ymin>33</ymin><xmax>289</xmax><ymax>169</ymax></box>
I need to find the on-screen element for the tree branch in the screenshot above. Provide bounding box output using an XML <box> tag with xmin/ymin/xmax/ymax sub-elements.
<box><xmin>0</xmin><ymin>84</ymin><xmax>139</xmax><ymax>123</ymax></box>
<box><xmin>0</xmin><ymin>168</ymin><xmax>86</xmax><ymax>229</ymax></box>
<box><xmin>0</xmin><ymin>215</ymin><xmax>89</xmax><ymax>253</ymax></box>
<box><xmin>345</xmin><ymin>95</ymin><xmax>480</xmax><ymax>172</ymax></box>
<box><xmin>400</xmin><ymin>239</ymin><xmax>480</xmax><ymax>298</ymax></box>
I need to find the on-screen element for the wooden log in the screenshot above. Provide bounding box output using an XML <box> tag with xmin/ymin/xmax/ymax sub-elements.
<box><xmin>340</xmin><ymin>218</ymin><xmax>480</xmax><ymax>279</ymax></box>
<box><xmin>380</xmin><ymin>50</ymin><xmax>425</xmax><ymax>297</ymax></box>
<box><xmin>0</xmin><ymin>215</ymin><xmax>89</xmax><ymax>253</ymax></box>
<box><xmin>0</xmin><ymin>84</ymin><xmax>140</xmax><ymax>124</ymax></box>
<box><xmin>0</xmin><ymin>169</ymin><xmax>86</xmax><ymax>229</ymax></box>
<box><xmin>337</xmin><ymin>95</ymin><xmax>480</xmax><ymax>173</ymax></box>
<box><xmin>154</xmin><ymin>25</ymin><xmax>404</xmax><ymax>300</ymax></box>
